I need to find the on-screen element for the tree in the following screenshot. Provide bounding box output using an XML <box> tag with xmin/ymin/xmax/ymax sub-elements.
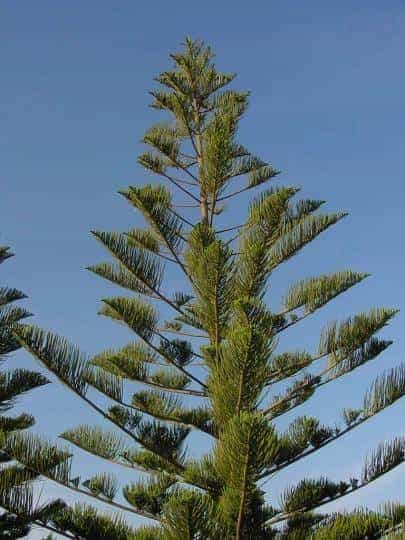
<box><xmin>0</xmin><ymin>245</ymin><xmax>66</xmax><ymax>538</ymax></box>
<box><xmin>10</xmin><ymin>38</ymin><xmax>405</xmax><ymax>539</ymax></box>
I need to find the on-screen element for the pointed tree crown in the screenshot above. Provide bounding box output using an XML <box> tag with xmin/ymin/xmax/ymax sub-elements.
<box><xmin>11</xmin><ymin>38</ymin><xmax>405</xmax><ymax>539</ymax></box>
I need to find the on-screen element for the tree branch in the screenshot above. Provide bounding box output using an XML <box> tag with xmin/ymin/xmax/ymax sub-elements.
<box><xmin>1</xmin><ymin>447</ymin><xmax>159</xmax><ymax>523</ymax></box>
<box><xmin>266</xmin><ymin>461</ymin><xmax>404</xmax><ymax>526</ymax></box>
<box><xmin>162</xmin><ymin>172</ymin><xmax>200</xmax><ymax>203</ymax></box>
<box><xmin>259</xmin><ymin>407</ymin><xmax>395</xmax><ymax>481</ymax></box>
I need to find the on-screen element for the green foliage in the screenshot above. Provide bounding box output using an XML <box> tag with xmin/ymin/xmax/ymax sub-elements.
<box><xmin>312</xmin><ymin>504</ymin><xmax>405</xmax><ymax>540</ymax></box>
<box><xmin>123</xmin><ymin>474</ymin><xmax>176</xmax><ymax>515</ymax></box>
<box><xmin>91</xmin><ymin>343</ymin><xmax>152</xmax><ymax>381</ymax></box>
<box><xmin>185</xmin><ymin>223</ymin><xmax>234</xmax><ymax>344</ymax></box>
<box><xmin>135</xmin><ymin>420</ymin><xmax>189</xmax><ymax>464</ymax></box>
<box><xmin>0</xmin><ymin>249</ymin><xmax>29</xmax><ymax>357</ymax></box>
<box><xmin>0</xmin><ymin>247</ymin><xmax>64</xmax><ymax>538</ymax></box>
<box><xmin>275</xmin><ymin>416</ymin><xmax>335</xmax><ymax>466</ymax></box>
<box><xmin>108</xmin><ymin>405</ymin><xmax>142</xmax><ymax>432</ymax></box>
<box><xmin>0</xmin><ymin>369</ymin><xmax>49</xmax><ymax>412</ymax></box>
<box><xmin>121</xmin><ymin>184</ymin><xmax>184</xmax><ymax>254</ymax></box>
<box><xmin>282</xmin><ymin>270</ymin><xmax>370</xmax><ymax>314</ymax></box>
<box><xmin>269</xmin><ymin>212</ymin><xmax>347</xmax><ymax>270</ymax></box>
<box><xmin>3</xmin><ymin>432</ymin><xmax>72</xmax><ymax>483</ymax></box>
<box><xmin>328</xmin><ymin>337</ymin><xmax>392</xmax><ymax>379</ymax></box>
<box><xmin>123</xmin><ymin>449</ymin><xmax>178</xmax><ymax>475</ymax></box>
<box><xmin>126</xmin><ymin>227</ymin><xmax>161</xmax><ymax>254</ymax></box>
<box><xmin>53</xmin><ymin>504</ymin><xmax>142</xmax><ymax>540</ymax></box>
<box><xmin>342</xmin><ymin>407</ymin><xmax>362</xmax><ymax>426</ymax></box>
<box><xmin>100</xmin><ymin>297</ymin><xmax>158</xmax><ymax>342</ymax></box>
<box><xmin>87</xmin><ymin>261</ymin><xmax>152</xmax><ymax>295</ymax></box>
<box><xmin>132</xmin><ymin>390</ymin><xmax>213</xmax><ymax>433</ymax></box>
<box><xmin>149</xmin><ymin>369</ymin><xmax>189</xmax><ymax>389</ymax></box>
<box><xmin>0</xmin><ymin>287</ymin><xmax>26</xmax><ymax>307</ymax></box>
<box><xmin>183</xmin><ymin>454</ymin><xmax>223</xmax><ymax>493</ymax></box>
<box><xmin>363</xmin><ymin>364</ymin><xmax>405</xmax><ymax>415</ymax></box>
<box><xmin>158</xmin><ymin>338</ymin><xmax>194</xmax><ymax>367</ymax></box>
<box><xmin>235</xmin><ymin>186</ymin><xmax>298</xmax><ymax>298</ymax></box>
<box><xmin>362</xmin><ymin>437</ymin><xmax>405</xmax><ymax>484</ymax></box>
<box><xmin>161</xmin><ymin>489</ymin><xmax>220</xmax><ymax>540</ymax></box>
<box><xmin>60</xmin><ymin>425</ymin><xmax>127</xmax><ymax>461</ymax></box>
<box><xmin>0</xmin><ymin>412</ymin><xmax>35</xmax><ymax>432</ymax></box>
<box><xmin>280</xmin><ymin>477</ymin><xmax>344</xmax><ymax>513</ymax></box>
<box><xmin>13</xmin><ymin>324</ymin><xmax>89</xmax><ymax>395</ymax></box>
<box><xmin>82</xmin><ymin>473</ymin><xmax>118</xmax><ymax>501</ymax></box>
<box><xmin>208</xmin><ymin>299</ymin><xmax>275</xmax><ymax>426</ymax></box>
<box><xmin>319</xmin><ymin>308</ymin><xmax>397</xmax><ymax>361</ymax></box>
<box><xmin>91</xmin><ymin>231</ymin><xmax>164</xmax><ymax>294</ymax></box>
<box><xmin>215</xmin><ymin>412</ymin><xmax>278</xmax><ymax>528</ymax></box>
<box><xmin>85</xmin><ymin>365</ymin><xmax>123</xmax><ymax>401</ymax></box>
<box><xmin>268</xmin><ymin>351</ymin><xmax>313</xmax><ymax>381</ymax></box>
<box><xmin>0</xmin><ymin>481</ymin><xmax>66</xmax><ymax>540</ymax></box>
<box><xmin>12</xmin><ymin>39</ymin><xmax>404</xmax><ymax>539</ymax></box>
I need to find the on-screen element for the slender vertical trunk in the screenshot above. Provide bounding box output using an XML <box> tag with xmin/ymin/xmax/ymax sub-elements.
<box><xmin>235</xmin><ymin>432</ymin><xmax>251</xmax><ymax>540</ymax></box>
<box><xmin>200</xmin><ymin>196</ymin><xmax>209</xmax><ymax>223</ymax></box>
<box><xmin>192</xmin><ymin>98</ymin><xmax>209</xmax><ymax>224</ymax></box>
<box><xmin>196</xmin><ymin>133</ymin><xmax>208</xmax><ymax>223</ymax></box>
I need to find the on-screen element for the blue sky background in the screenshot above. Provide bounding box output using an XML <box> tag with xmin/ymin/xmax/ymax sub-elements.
<box><xmin>1</xmin><ymin>1</ymin><xmax>404</xmax><ymax>537</ymax></box>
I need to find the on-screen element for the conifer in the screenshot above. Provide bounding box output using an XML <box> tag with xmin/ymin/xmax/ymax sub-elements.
<box><xmin>0</xmin><ymin>245</ymin><xmax>66</xmax><ymax>538</ymax></box>
<box><xmin>11</xmin><ymin>39</ymin><xmax>404</xmax><ymax>539</ymax></box>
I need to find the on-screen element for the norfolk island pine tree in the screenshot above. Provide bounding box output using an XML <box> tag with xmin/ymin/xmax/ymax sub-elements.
<box><xmin>7</xmin><ymin>38</ymin><xmax>405</xmax><ymax>539</ymax></box>
<box><xmin>0</xmin><ymin>245</ymin><xmax>66</xmax><ymax>537</ymax></box>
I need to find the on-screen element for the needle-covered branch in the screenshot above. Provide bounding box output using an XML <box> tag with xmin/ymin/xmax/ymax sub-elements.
<box><xmin>259</xmin><ymin>364</ymin><xmax>405</xmax><ymax>479</ymax></box>
<box><xmin>267</xmin><ymin>436</ymin><xmax>405</xmax><ymax>526</ymax></box>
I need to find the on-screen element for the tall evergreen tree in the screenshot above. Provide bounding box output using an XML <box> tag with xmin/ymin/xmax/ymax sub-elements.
<box><xmin>10</xmin><ymin>39</ymin><xmax>405</xmax><ymax>538</ymax></box>
<box><xmin>0</xmin><ymin>245</ymin><xmax>66</xmax><ymax>538</ymax></box>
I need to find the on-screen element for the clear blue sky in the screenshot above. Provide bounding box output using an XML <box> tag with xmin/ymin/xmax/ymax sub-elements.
<box><xmin>1</xmin><ymin>1</ymin><xmax>404</xmax><ymax>537</ymax></box>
